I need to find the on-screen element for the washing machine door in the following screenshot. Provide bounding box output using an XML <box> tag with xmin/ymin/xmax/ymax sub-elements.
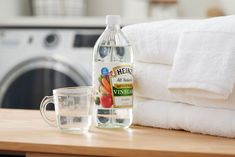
<box><xmin>0</xmin><ymin>57</ymin><xmax>90</xmax><ymax>109</ymax></box>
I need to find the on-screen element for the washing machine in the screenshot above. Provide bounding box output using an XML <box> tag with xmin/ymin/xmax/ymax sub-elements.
<box><xmin>0</xmin><ymin>19</ymin><xmax>104</xmax><ymax>109</ymax></box>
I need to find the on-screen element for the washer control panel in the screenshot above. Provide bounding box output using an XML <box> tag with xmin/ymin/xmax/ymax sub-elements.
<box><xmin>0</xmin><ymin>28</ymin><xmax>103</xmax><ymax>52</ymax></box>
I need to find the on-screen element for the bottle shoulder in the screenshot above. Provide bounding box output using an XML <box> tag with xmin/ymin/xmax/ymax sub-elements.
<box><xmin>93</xmin><ymin>25</ymin><xmax>133</xmax><ymax>63</ymax></box>
<box><xmin>95</xmin><ymin>27</ymin><xmax>131</xmax><ymax>47</ymax></box>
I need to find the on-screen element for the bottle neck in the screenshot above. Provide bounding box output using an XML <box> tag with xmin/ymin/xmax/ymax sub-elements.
<box><xmin>106</xmin><ymin>24</ymin><xmax>120</xmax><ymax>30</ymax></box>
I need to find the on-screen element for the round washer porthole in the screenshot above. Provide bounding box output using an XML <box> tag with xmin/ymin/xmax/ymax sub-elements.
<box><xmin>0</xmin><ymin>57</ymin><xmax>89</xmax><ymax>109</ymax></box>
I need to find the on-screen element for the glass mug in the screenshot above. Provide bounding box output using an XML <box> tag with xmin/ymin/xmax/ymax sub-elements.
<box><xmin>40</xmin><ymin>86</ymin><xmax>93</xmax><ymax>133</ymax></box>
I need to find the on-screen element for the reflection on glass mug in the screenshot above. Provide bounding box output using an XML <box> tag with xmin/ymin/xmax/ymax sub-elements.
<box><xmin>40</xmin><ymin>86</ymin><xmax>93</xmax><ymax>133</ymax></box>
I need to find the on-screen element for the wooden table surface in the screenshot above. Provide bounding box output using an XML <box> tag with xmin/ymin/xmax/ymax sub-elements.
<box><xmin>0</xmin><ymin>109</ymin><xmax>235</xmax><ymax>157</ymax></box>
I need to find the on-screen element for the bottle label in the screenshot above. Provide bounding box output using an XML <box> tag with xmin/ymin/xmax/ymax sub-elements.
<box><xmin>94</xmin><ymin>63</ymin><xmax>133</xmax><ymax>108</ymax></box>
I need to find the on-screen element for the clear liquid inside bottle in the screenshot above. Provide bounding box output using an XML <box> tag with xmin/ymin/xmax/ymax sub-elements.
<box><xmin>93</xmin><ymin>16</ymin><xmax>133</xmax><ymax>129</ymax></box>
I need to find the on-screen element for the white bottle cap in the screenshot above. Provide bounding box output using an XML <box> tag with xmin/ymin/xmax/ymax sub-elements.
<box><xmin>106</xmin><ymin>15</ymin><xmax>121</xmax><ymax>25</ymax></box>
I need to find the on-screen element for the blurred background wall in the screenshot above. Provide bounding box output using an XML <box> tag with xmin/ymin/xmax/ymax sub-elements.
<box><xmin>0</xmin><ymin>0</ymin><xmax>234</xmax><ymax>19</ymax></box>
<box><xmin>0</xmin><ymin>0</ymin><xmax>31</xmax><ymax>18</ymax></box>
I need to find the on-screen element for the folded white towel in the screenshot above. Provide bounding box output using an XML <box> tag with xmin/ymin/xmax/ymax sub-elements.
<box><xmin>134</xmin><ymin>62</ymin><xmax>235</xmax><ymax>110</ymax></box>
<box><xmin>123</xmin><ymin>15</ymin><xmax>235</xmax><ymax>65</ymax></box>
<box><xmin>122</xmin><ymin>19</ymin><xmax>196</xmax><ymax>65</ymax></box>
<box><xmin>168</xmin><ymin>31</ymin><xmax>235</xmax><ymax>99</ymax></box>
<box><xmin>134</xmin><ymin>97</ymin><xmax>235</xmax><ymax>138</ymax></box>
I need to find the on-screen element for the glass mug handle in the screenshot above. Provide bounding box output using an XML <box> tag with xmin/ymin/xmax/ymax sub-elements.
<box><xmin>40</xmin><ymin>96</ymin><xmax>56</xmax><ymax>127</ymax></box>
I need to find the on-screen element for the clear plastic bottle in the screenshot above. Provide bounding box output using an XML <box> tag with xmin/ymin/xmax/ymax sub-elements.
<box><xmin>93</xmin><ymin>15</ymin><xmax>133</xmax><ymax>129</ymax></box>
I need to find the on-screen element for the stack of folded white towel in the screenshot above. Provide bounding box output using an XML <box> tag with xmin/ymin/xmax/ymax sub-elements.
<box><xmin>123</xmin><ymin>15</ymin><xmax>235</xmax><ymax>138</ymax></box>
